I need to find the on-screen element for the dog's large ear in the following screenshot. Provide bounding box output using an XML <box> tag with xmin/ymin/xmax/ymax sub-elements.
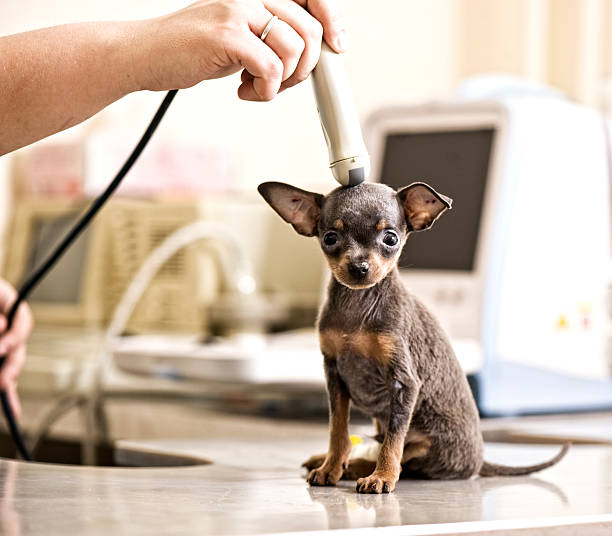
<box><xmin>397</xmin><ymin>182</ymin><xmax>452</xmax><ymax>231</ymax></box>
<box><xmin>258</xmin><ymin>182</ymin><xmax>324</xmax><ymax>236</ymax></box>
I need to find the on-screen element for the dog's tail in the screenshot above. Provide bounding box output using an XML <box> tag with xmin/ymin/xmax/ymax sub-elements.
<box><xmin>479</xmin><ymin>443</ymin><xmax>569</xmax><ymax>477</ymax></box>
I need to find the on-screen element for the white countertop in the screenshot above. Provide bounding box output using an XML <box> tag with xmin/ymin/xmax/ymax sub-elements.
<box><xmin>4</xmin><ymin>327</ymin><xmax>612</xmax><ymax>535</ymax></box>
<box><xmin>2</xmin><ymin>438</ymin><xmax>612</xmax><ymax>536</ymax></box>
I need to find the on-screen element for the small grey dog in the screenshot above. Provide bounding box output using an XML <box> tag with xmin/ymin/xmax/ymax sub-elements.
<box><xmin>258</xmin><ymin>180</ymin><xmax>568</xmax><ymax>494</ymax></box>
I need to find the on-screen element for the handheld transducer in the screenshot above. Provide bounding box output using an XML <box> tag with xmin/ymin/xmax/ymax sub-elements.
<box><xmin>311</xmin><ymin>43</ymin><xmax>370</xmax><ymax>186</ymax></box>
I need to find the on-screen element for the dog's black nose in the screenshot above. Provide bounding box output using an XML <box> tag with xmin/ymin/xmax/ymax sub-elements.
<box><xmin>348</xmin><ymin>261</ymin><xmax>370</xmax><ymax>278</ymax></box>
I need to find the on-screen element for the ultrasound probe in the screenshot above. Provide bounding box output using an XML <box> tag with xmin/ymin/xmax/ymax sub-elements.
<box><xmin>311</xmin><ymin>43</ymin><xmax>370</xmax><ymax>186</ymax></box>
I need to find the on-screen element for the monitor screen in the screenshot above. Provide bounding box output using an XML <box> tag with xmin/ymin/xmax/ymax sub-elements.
<box><xmin>379</xmin><ymin>129</ymin><xmax>494</xmax><ymax>271</ymax></box>
<box><xmin>26</xmin><ymin>213</ymin><xmax>90</xmax><ymax>304</ymax></box>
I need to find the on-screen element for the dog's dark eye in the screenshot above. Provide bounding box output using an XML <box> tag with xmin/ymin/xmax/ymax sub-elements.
<box><xmin>323</xmin><ymin>232</ymin><xmax>338</xmax><ymax>246</ymax></box>
<box><xmin>382</xmin><ymin>230</ymin><xmax>399</xmax><ymax>247</ymax></box>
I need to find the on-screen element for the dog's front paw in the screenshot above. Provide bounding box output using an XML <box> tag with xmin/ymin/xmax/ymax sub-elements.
<box><xmin>356</xmin><ymin>471</ymin><xmax>397</xmax><ymax>494</ymax></box>
<box><xmin>307</xmin><ymin>464</ymin><xmax>344</xmax><ymax>486</ymax></box>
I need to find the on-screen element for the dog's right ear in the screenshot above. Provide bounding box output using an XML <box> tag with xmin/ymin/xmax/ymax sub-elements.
<box><xmin>258</xmin><ymin>182</ymin><xmax>324</xmax><ymax>237</ymax></box>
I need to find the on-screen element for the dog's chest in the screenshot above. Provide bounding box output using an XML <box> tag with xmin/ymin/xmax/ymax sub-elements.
<box><xmin>320</xmin><ymin>329</ymin><xmax>393</xmax><ymax>417</ymax></box>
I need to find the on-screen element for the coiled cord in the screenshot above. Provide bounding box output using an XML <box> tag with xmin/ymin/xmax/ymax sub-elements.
<box><xmin>0</xmin><ymin>89</ymin><xmax>178</xmax><ymax>461</ymax></box>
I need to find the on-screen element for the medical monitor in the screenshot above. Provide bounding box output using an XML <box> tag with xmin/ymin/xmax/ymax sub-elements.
<box><xmin>381</xmin><ymin>129</ymin><xmax>493</xmax><ymax>271</ymax></box>
<box><xmin>365</xmin><ymin>103</ymin><xmax>507</xmax><ymax>368</ymax></box>
<box><xmin>2</xmin><ymin>200</ymin><xmax>106</xmax><ymax>325</ymax></box>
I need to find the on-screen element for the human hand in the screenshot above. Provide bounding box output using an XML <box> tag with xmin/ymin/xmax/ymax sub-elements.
<box><xmin>133</xmin><ymin>0</ymin><xmax>346</xmax><ymax>100</ymax></box>
<box><xmin>0</xmin><ymin>279</ymin><xmax>33</xmax><ymax>418</ymax></box>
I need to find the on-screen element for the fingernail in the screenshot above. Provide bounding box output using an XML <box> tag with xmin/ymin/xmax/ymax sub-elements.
<box><xmin>334</xmin><ymin>30</ymin><xmax>348</xmax><ymax>52</ymax></box>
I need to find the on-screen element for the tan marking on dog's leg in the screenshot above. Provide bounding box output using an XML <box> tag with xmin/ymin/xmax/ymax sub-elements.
<box><xmin>307</xmin><ymin>357</ymin><xmax>351</xmax><ymax>486</ymax></box>
<box><xmin>357</xmin><ymin>433</ymin><xmax>405</xmax><ymax>493</ymax></box>
<box><xmin>302</xmin><ymin>453</ymin><xmax>327</xmax><ymax>471</ymax></box>
<box><xmin>377</xmin><ymin>434</ymin><xmax>406</xmax><ymax>478</ymax></box>
<box><xmin>404</xmin><ymin>429</ymin><xmax>429</xmax><ymax>445</ymax></box>
<box><xmin>343</xmin><ymin>458</ymin><xmax>377</xmax><ymax>480</ymax></box>
<box><xmin>327</xmin><ymin>385</ymin><xmax>351</xmax><ymax>465</ymax></box>
<box><xmin>358</xmin><ymin>384</ymin><xmax>420</xmax><ymax>493</ymax></box>
<box><xmin>401</xmin><ymin>434</ymin><xmax>431</xmax><ymax>463</ymax></box>
<box><xmin>374</xmin><ymin>418</ymin><xmax>385</xmax><ymax>438</ymax></box>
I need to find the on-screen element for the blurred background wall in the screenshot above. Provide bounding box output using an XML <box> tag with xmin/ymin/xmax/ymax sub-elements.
<box><xmin>2</xmin><ymin>0</ymin><xmax>612</xmax><ymax>279</ymax></box>
<box><xmin>3</xmin><ymin>0</ymin><xmax>612</xmax><ymax>422</ymax></box>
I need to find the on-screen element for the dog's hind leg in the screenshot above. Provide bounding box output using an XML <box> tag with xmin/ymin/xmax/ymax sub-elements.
<box><xmin>345</xmin><ymin>432</ymin><xmax>431</xmax><ymax>480</ymax></box>
<box><xmin>302</xmin><ymin>453</ymin><xmax>326</xmax><ymax>472</ymax></box>
<box><xmin>401</xmin><ymin>431</ymin><xmax>431</xmax><ymax>464</ymax></box>
<box><xmin>403</xmin><ymin>431</ymin><xmax>482</xmax><ymax>480</ymax></box>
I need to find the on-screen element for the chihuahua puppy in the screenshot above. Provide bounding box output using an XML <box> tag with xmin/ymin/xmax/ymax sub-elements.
<box><xmin>258</xmin><ymin>181</ymin><xmax>567</xmax><ymax>494</ymax></box>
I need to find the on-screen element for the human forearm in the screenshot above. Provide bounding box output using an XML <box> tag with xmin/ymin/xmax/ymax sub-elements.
<box><xmin>0</xmin><ymin>1</ymin><xmax>347</xmax><ymax>156</ymax></box>
<box><xmin>0</xmin><ymin>21</ymin><xmax>143</xmax><ymax>155</ymax></box>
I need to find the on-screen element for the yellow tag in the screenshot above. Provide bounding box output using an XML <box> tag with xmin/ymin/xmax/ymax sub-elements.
<box><xmin>556</xmin><ymin>314</ymin><xmax>568</xmax><ymax>329</ymax></box>
<box><xmin>346</xmin><ymin>497</ymin><xmax>359</xmax><ymax>511</ymax></box>
<box><xmin>350</xmin><ymin>435</ymin><xmax>362</xmax><ymax>446</ymax></box>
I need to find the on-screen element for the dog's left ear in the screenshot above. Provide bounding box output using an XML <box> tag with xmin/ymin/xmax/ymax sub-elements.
<box><xmin>397</xmin><ymin>182</ymin><xmax>452</xmax><ymax>231</ymax></box>
<box><xmin>258</xmin><ymin>181</ymin><xmax>324</xmax><ymax>236</ymax></box>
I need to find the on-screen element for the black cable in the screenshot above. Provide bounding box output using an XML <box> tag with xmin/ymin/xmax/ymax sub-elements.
<box><xmin>0</xmin><ymin>89</ymin><xmax>178</xmax><ymax>461</ymax></box>
<box><xmin>0</xmin><ymin>390</ymin><xmax>31</xmax><ymax>460</ymax></box>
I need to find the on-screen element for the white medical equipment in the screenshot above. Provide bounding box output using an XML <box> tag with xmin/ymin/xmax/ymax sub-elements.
<box><xmin>366</xmin><ymin>78</ymin><xmax>612</xmax><ymax>415</ymax></box>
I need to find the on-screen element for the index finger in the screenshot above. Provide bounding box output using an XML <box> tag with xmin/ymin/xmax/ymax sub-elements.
<box><xmin>0</xmin><ymin>344</ymin><xmax>26</xmax><ymax>391</ymax></box>
<box><xmin>292</xmin><ymin>0</ymin><xmax>346</xmax><ymax>52</ymax></box>
<box><xmin>0</xmin><ymin>279</ymin><xmax>17</xmax><ymax>312</ymax></box>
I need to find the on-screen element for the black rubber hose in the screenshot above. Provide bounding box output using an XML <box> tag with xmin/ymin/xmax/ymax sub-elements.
<box><xmin>0</xmin><ymin>89</ymin><xmax>178</xmax><ymax>461</ymax></box>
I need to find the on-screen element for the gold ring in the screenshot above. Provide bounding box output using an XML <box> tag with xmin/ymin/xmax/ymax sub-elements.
<box><xmin>260</xmin><ymin>15</ymin><xmax>278</xmax><ymax>41</ymax></box>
